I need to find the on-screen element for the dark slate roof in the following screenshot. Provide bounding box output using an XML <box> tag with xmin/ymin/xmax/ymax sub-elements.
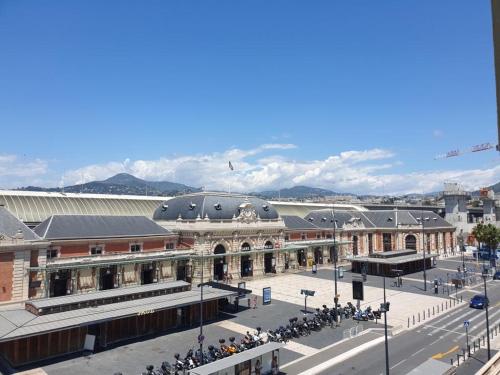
<box><xmin>153</xmin><ymin>192</ymin><xmax>279</xmax><ymax>221</ymax></box>
<box><xmin>304</xmin><ymin>209</ymin><xmax>366</xmax><ymax>229</ymax></box>
<box><xmin>34</xmin><ymin>215</ymin><xmax>172</xmax><ymax>240</ymax></box>
<box><xmin>0</xmin><ymin>206</ymin><xmax>41</xmax><ymax>241</ymax></box>
<box><xmin>304</xmin><ymin>209</ymin><xmax>453</xmax><ymax>229</ymax></box>
<box><xmin>408</xmin><ymin>210</ymin><xmax>453</xmax><ymax>228</ymax></box>
<box><xmin>282</xmin><ymin>215</ymin><xmax>318</xmax><ymax>230</ymax></box>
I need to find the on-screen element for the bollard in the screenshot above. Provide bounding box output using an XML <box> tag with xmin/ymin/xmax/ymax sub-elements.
<box><xmin>483</xmin><ymin>335</ymin><xmax>485</xmax><ymax>345</ymax></box>
<box><xmin>450</xmin><ymin>358</ymin><xmax>454</xmax><ymax>366</ymax></box>
<box><xmin>468</xmin><ymin>345</ymin><xmax>470</xmax><ymax>356</ymax></box>
<box><xmin>423</xmin><ymin>310</ymin><xmax>426</xmax><ymax>320</ymax></box>
<box><xmin>462</xmin><ymin>349</ymin><xmax>465</xmax><ymax>359</ymax></box>
<box><xmin>437</xmin><ymin>305</ymin><xmax>440</xmax><ymax>313</ymax></box>
<box><xmin>413</xmin><ymin>315</ymin><xmax>415</xmax><ymax>325</ymax></box>
<box><xmin>418</xmin><ymin>312</ymin><xmax>420</xmax><ymax>322</ymax></box>
<box><xmin>461</xmin><ymin>296</ymin><xmax>463</xmax><ymax>303</ymax></box>
<box><xmin>433</xmin><ymin>306</ymin><xmax>435</xmax><ymax>315</ymax></box>
<box><xmin>442</xmin><ymin>302</ymin><xmax>444</xmax><ymax>311</ymax></box>
<box><xmin>428</xmin><ymin>308</ymin><xmax>430</xmax><ymax>318</ymax></box>
<box><xmin>408</xmin><ymin>317</ymin><xmax>410</xmax><ymax>328</ymax></box>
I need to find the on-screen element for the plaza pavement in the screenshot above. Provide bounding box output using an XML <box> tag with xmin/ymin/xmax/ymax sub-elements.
<box><xmin>7</xmin><ymin>256</ymin><xmax>485</xmax><ymax>375</ymax></box>
<box><xmin>240</xmin><ymin>269</ymin><xmax>465</xmax><ymax>329</ymax></box>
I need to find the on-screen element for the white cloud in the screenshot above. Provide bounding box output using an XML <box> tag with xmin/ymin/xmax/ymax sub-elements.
<box><xmin>58</xmin><ymin>145</ymin><xmax>500</xmax><ymax>195</ymax></box>
<box><xmin>2</xmin><ymin>146</ymin><xmax>499</xmax><ymax>195</ymax></box>
<box><xmin>0</xmin><ymin>154</ymin><xmax>48</xmax><ymax>186</ymax></box>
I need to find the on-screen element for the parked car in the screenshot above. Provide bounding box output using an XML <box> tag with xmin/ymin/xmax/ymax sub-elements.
<box><xmin>470</xmin><ymin>294</ymin><xmax>489</xmax><ymax>309</ymax></box>
<box><xmin>493</xmin><ymin>271</ymin><xmax>500</xmax><ymax>280</ymax></box>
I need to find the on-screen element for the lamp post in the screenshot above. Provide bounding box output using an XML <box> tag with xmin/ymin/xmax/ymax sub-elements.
<box><xmin>331</xmin><ymin>209</ymin><xmax>338</xmax><ymax>320</ymax></box>
<box><xmin>458</xmin><ymin>230</ymin><xmax>466</xmax><ymax>282</ymax></box>
<box><xmin>381</xmin><ymin>275</ymin><xmax>390</xmax><ymax>375</ymax></box>
<box><xmin>482</xmin><ymin>267</ymin><xmax>491</xmax><ymax>360</ymax></box>
<box><xmin>199</xmin><ymin>250</ymin><xmax>205</xmax><ymax>364</ymax></box>
<box><xmin>417</xmin><ymin>215</ymin><xmax>430</xmax><ymax>291</ymax></box>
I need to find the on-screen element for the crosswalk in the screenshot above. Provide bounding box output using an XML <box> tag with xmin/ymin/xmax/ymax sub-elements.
<box><xmin>417</xmin><ymin>302</ymin><xmax>500</xmax><ymax>346</ymax></box>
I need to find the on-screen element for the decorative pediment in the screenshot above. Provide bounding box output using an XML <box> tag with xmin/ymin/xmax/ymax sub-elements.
<box><xmin>237</xmin><ymin>202</ymin><xmax>257</xmax><ymax>224</ymax></box>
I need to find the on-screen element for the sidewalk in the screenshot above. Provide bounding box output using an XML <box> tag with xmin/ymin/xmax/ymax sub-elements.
<box><xmin>280</xmin><ymin>330</ymin><xmax>384</xmax><ymax>375</ymax></box>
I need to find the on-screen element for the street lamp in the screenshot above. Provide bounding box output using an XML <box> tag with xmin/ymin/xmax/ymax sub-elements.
<box><xmin>458</xmin><ymin>230</ymin><xmax>466</xmax><ymax>281</ymax></box>
<box><xmin>199</xmin><ymin>250</ymin><xmax>205</xmax><ymax>364</ymax></box>
<box><xmin>380</xmin><ymin>275</ymin><xmax>390</xmax><ymax>375</ymax></box>
<box><xmin>331</xmin><ymin>209</ymin><xmax>339</xmax><ymax>319</ymax></box>
<box><xmin>416</xmin><ymin>215</ymin><xmax>430</xmax><ymax>291</ymax></box>
<box><xmin>482</xmin><ymin>267</ymin><xmax>491</xmax><ymax>360</ymax></box>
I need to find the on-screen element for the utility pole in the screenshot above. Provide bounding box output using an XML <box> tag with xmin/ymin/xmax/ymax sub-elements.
<box><xmin>199</xmin><ymin>250</ymin><xmax>205</xmax><ymax>364</ymax></box>
<box><xmin>482</xmin><ymin>267</ymin><xmax>491</xmax><ymax>360</ymax></box>
<box><xmin>491</xmin><ymin>0</ymin><xmax>500</xmax><ymax>150</ymax></box>
<box><xmin>332</xmin><ymin>208</ymin><xmax>338</xmax><ymax>316</ymax></box>
<box><xmin>383</xmin><ymin>276</ymin><xmax>390</xmax><ymax>375</ymax></box>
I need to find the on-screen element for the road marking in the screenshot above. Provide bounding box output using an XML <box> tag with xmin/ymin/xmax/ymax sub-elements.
<box><xmin>284</xmin><ymin>341</ymin><xmax>318</xmax><ymax>356</ymax></box>
<box><xmin>431</xmin><ymin>345</ymin><xmax>459</xmax><ymax>359</ymax></box>
<box><xmin>296</xmin><ymin>336</ymin><xmax>386</xmax><ymax>375</ymax></box>
<box><xmin>423</xmin><ymin>324</ymin><xmax>463</xmax><ymax>336</ymax></box>
<box><xmin>410</xmin><ymin>347</ymin><xmax>426</xmax><ymax>357</ymax></box>
<box><xmin>390</xmin><ymin>359</ymin><xmax>407</xmax><ymax>369</ymax></box>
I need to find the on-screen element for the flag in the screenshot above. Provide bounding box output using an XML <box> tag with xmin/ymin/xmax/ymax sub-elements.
<box><xmin>228</xmin><ymin>161</ymin><xmax>234</xmax><ymax>171</ymax></box>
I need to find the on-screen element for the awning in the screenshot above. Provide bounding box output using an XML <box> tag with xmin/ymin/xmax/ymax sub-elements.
<box><xmin>0</xmin><ymin>287</ymin><xmax>235</xmax><ymax>342</ymax></box>
<box><xmin>28</xmin><ymin>252</ymin><xmax>195</xmax><ymax>271</ymax></box>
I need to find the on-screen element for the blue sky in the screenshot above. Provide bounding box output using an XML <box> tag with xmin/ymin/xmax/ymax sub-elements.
<box><xmin>0</xmin><ymin>0</ymin><xmax>498</xmax><ymax>194</ymax></box>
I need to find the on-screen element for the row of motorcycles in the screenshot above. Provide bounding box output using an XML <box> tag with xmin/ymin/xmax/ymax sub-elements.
<box><xmin>136</xmin><ymin>302</ymin><xmax>382</xmax><ymax>374</ymax></box>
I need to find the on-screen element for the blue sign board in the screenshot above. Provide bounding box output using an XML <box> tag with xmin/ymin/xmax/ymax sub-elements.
<box><xmin>463</xmin><ymin>320</ymin><xmax>470</xmax><ymax>328</ymax></box>
<box><xmin>263</xmin><ymin>287</ymin><xmax>271</xmax><ymax>305</ymax></box>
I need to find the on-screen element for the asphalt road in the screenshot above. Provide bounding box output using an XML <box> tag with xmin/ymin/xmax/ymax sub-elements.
<box><xmin>316</xmin><ymin>264</ymin><xmax>500</xmax><ymax>374</ymax></box>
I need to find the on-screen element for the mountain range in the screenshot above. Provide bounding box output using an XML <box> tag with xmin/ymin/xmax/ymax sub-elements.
<box><xmin>15</xmin><ymin>173</ymin><xmax>500</xmax><ymax>198</ymax></box>
<box><xmin>17</xmin><ymin>173</ymin><xmax>200</xmax><ymax>196</ymax></box>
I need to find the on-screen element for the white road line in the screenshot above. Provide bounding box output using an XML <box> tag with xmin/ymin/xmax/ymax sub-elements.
<box><xmin>389</xmin><ymin>359</ymin><xmax>407</xmax><ymax>369</ymax></box>
<box><xmin>297</xmin><ymin>336</ymin><xmax>387</xmax><ymax>375</ymax></box>
<box><xmin>411</xmin><ymin>347</ymin><xmax>426</xmax><ymax>357</ymax></box>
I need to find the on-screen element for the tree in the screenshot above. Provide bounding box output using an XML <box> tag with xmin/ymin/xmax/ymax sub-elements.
<box><xmin>472</xmin><ymin>223</ymin><xmax>500</xmax><ymax>251</ymax></box>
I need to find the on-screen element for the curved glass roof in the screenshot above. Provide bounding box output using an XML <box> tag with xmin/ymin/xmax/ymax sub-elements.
<box><xmin>0</xmin><ymin>191</ymin><xmax>167</xmax><ymax>224</ymax></box>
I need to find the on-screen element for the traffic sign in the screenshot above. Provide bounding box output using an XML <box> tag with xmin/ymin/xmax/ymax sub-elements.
<box><xmin>463</xmin><ymin>320</ymin><xmax>470</xmax><ymax>328</ymax></box>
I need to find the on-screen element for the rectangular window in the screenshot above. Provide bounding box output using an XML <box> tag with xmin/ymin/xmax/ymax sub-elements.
<box><xmin>368</xmin><ymin>233</ymin><xmax>373</xmax><ymax>254</ymax></box>
<box><xmin>301</xmin><ymin>233</ymin><xmax>306</xmax><ymax>240</ymax></box>
<box><xmin>47</xmin><ymin>249</ymin><xmax>58</xmax><ymax>259</ymax></box>
<box><xmin>382</xmin><ymin>233</ymin><xmax>392</xmax><ymax>252</ymax></box>
<box><xmin>284</xmin><ymin>235</ymin><xmax>290</xmax><ymax>241</ymax></box>
<box><xmin>90</xmin><ymin>246</ymin><xmax>103</xmax><ymax>255</ymax></box>
<box><xmin>316</xmin><ymin>233</ymin><xmax>321</xmax><ymax>239</ymax></box>
<box><xmin>130</xmin><ymin>244</ymin><xmax>142</xmax><ymax>253</ymax></box>
<box><xmin>165</xmin><ymin>243</ymin><xmax>174</xmax><ymax>250</ymax></box>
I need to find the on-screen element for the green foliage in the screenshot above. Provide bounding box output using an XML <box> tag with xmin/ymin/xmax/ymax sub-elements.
<box><xmin>472</xmin><ymin>223</ymin><xmax>500</xmax><ymax>250</ymax></box>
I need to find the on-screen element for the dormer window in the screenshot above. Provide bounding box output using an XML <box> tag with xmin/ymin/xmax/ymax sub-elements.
<box><xmin>130</xmin><ymin>244</ymin><xmax>142</xmax><ymax>253</ymax></box>
<box><xmin>321</xmin><ymin>217</ymin><xmax>327</xmax><ymax>222</ymax></box>
<box><xmin>262</xmin><ymin>204</ymin><xmax>269</xmax><ymax>211</ymax></box>
<box><xmin>214</xmin><ymin>203</ymin><xmax>222</xmax><ymax>210</ymax></box>
<box><xmin>189</xmin><ymin>203</ymin><xmax>196</xmax><ymax>210</ymax></box>
<box><xmin>308</xmin><ymin>217</ymin><xmax>314</xmax><ymax>222</ymax></box>
<box><xmin>90</xmin><ymin>246</ymin><xmax>103</xmax><ymax>255</ymax></box>
<box><xmin>161</xmin><ymin>204</ymin><xmax>168</xmax><ymax>211</ymax></box>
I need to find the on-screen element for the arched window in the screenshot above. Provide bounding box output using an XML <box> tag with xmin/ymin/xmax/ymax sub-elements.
<box><xmin>241</xmin><ymin>242</ymin><xmax>251</xmax><ymax>251</ymax></box>
<box><xmin>264</xmin><ymin>241</ymin><xmax>274</xmax><ymax>249</ymax></box>
<box><xmin>214</xmin><ymin>244</ymin><xmax>226</xmax><ymax>254</ymax></box>
<box><xmin>405</xmin><ymin>235</ymin><xmax>417</xmax><ymax>250</ymax></box>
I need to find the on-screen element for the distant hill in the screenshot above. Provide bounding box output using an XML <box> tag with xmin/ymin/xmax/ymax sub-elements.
<box><xmin>471</xmin><ymin>181</ymin><xmax>500</xmax><ymax>196</ymax></box>
<box><xmin>252</xmin><ymin>185</ymin><xmax>345</xmax><ymax>199</ymax></box>
<box><xmin>17</xmin><ymin>173</ymin><xmax>200</xmax><ymax>196</ymax></box>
